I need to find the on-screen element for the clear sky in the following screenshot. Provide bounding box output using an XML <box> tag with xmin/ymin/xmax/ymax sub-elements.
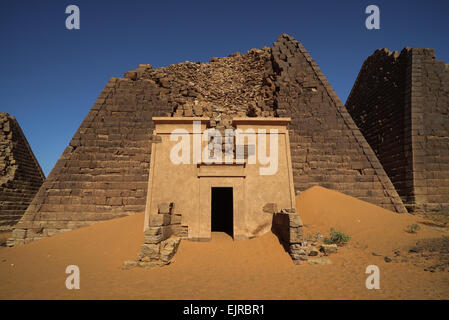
<box><xmin>1</xmin><ymin>0</ymin><xmax>448</xmax><ymax>176</ymax></box>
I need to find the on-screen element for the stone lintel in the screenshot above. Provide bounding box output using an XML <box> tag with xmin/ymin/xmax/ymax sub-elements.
<box><xmin>152</xmin><ymin>117</ymin><xmax>211</xmax><ymax>124</ymax></box>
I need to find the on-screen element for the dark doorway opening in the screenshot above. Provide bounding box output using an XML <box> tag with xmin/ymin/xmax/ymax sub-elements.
<box><xmin>211</xmin><ymin>187</ymin><xmax>234</xmax><ymax>237</ymax></box>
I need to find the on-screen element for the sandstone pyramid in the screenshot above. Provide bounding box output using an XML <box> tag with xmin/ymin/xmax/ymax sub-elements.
<box><xmin>346</xmin><ymin>47</ymin><xmax>449</xmax><ymax>213</ymax></box>
<box><xmin>0</xmin><ymin>113</ymin><xmax>45</xmax><ymax>231</ymax></box>
<box><xmin>12</xmin><ymin>34</ymin><xmax>406</xmax><ymax>245</ymax></box>
<box><xmin>271</xmin><ymin>35</ymin><xmax>406</xmax><ymax>214</ymax></box>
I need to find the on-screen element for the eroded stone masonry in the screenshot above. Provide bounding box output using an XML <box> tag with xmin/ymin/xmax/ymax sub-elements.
<box><xmin>0</xmin><ymin>113</ymin><xmax>45</xmax><ymax>232</ymax></box>
<box><xmin>12</xmin><ymin>34</ymin><xmax>410</xmax><ymax>246</ymax></box>
<box><xmin>346</xmin><ymin>48</ymin><xmax>449</xmax><ymax>213</ymax></box>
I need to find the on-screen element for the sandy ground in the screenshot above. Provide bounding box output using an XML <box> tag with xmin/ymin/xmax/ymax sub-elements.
<box><xmin>0</xmin><ymin>186</ymin><xmax>448</xmax><ymax>300</ymax></box>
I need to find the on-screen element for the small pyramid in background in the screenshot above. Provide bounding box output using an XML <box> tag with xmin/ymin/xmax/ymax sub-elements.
<box><xmin>0</xmin><ymin>113</ymin><xmax>45</xmax><ymax>232</ymax></box>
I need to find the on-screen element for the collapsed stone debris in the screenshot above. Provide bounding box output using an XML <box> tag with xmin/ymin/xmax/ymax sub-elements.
<box><xmin>124</xmin><ymin>202</ymin><xmax>188</xmax><ymax>269</ymax></box>
<box><xmin>271</xmin><ymin>208</ymin><xmax>306</xmax><ymax>264</ymax></box>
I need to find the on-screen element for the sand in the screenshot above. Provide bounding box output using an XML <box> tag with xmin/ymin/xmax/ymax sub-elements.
<box><xmin>0</xmin><ymin>185</ymin><xmax>448</xmax><ymax>299</ymax></box>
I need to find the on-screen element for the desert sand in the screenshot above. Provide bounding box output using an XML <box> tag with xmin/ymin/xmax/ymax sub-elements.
<box><xmin>0</xmin><ymin>186</ymin><xmax>448</xmax><ymax>300</ymax></box>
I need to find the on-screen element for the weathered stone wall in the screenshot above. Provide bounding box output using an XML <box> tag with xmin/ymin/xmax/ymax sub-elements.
<box><xmin>133</xmin><ymin>202</ymin><xmax>187</xmax><ymax>268</ymax></box>
<box><xmin>345</xmin><ymin>48</ymin><xmax>412</xmax><ymax>208</ymax></box>
<box><xmin>272</xmin><ymin>34</ymin><xmax>406</xmax><ymax>213</ymax></box>
<box><xmin>411</xmin><ymin>48</ymin><xmax>449</xmax><ymax>212</ymax></box>
<box><xmin>0</xmin><ymin>113</ymin><xmax>45</xmax><ymax>231</ymax></box>
<box><xmin>271</xmin><ymin>208</ymin><xmax>305</xmax><ymax>264</ymax></box>
<box><xmin>346</xmin><ymin>47</ymin><xmax>449</xmax><ymax>212</ymax></box>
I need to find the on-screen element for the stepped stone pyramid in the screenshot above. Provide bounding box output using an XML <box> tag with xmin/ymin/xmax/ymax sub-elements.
<box><xmin>271</xmin><ymin>35</ymin><xmax>405</xmax><ymax>214</ymax></box>
<box><xmin>0</xmin><ymin>113</ymin><xmax>45</xmax><ymax>231</ymax></box>
<box><xmin>11</xmin><ymin>34</ymin><xmax>406</xmax><ymax>245</ymax></box>
<box><xmin>346</xmin><ymin>47</ymin><xmax>449</xmax><ymax>213</ymax></box>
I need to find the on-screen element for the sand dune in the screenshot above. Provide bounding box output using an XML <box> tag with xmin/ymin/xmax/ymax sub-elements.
<box><xmin>0</xmin><ymin>186</ymin><xmax>448</xmax><ymax>299</ymax></box>
<box><xmin>297</xmin><ymin>186</ymin><xmax>442</xmax><ymax>253</ymax></box>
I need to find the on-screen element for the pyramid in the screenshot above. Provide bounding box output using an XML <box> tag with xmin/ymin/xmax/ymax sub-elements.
<box><xmin>271</xmin><ymin>34</ymin><xmax>406</xmax><ymax>213</ymax></box>
<box><xmin>12</xmin><ymin>34</ymin><xmax>406</xmax><ymax>245</ymax></box>
<box><xmin>0</xmin><ymin>113</ymin><xmax>45</xmax><ymax>231</ymax></box>
<box><xmin>346</xmin><ymin>47</ymin><xmax>449</xmax><ymax>213</ymax></box>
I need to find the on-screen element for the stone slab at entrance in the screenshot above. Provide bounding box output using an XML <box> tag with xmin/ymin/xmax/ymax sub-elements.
<box><xmin>144</xmin><ymin>117</ymin><xmax>296</xmax><ymax>241</ymax></box>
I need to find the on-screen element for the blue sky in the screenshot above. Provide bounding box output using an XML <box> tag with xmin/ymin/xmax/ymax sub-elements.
<box><xmin>1</xmin><ymin>0</ymin><xmax>448</xmax><ymax>176</ymax></box>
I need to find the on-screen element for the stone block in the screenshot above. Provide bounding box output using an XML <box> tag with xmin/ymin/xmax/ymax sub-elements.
<box><xmin>289</xmin><ymin>226</ymin><xmax>304</xmax><ymax>244</ymax></box>
<box><xmin>159</xmin><ymin>237</ymin><xmax>181</xmax><ymax>262</ymax></box>
<box><xmin>145</xmin><ymin>226</ymin><xmax>162</xmax><ymax>236</ymax></box>
<box><xmin>288</xmin><ymin>213</ymin><xmax>303</xmax><ymax>228</ymax></box>
<box><xmin>140</xmin><ymin>243</ymin><xmax>160</xmax><ymax>260</ymax></box>
<box><xmin>172</xmin><ymin>225</ymin><xmax>188</xmax><ymax>238</ymax></box>
<box><xmin>6</xmin><ymin>238</ymin><xmax>15</xmax><ymax>247</ymax></box>
<box><xmin>320</xmin><ymin>244</ymin><xmax>338</xmax><ymax>254</ymax></box>
<box><xmin>171</xmin><ymin>214</ymin><xmax>182</xmax><ymax>225</ymax></box>
<box><xmin>290</xmin><ymin>243</ymin><xmax>306</xmax><ymax>255</ymax></box>
<box><xmin>308</xmin><ymin>247</ymin><xmax>319</xmax><ymax>256</ymax></box>
<box><xmin>149</xmin><ymin>214</ymin><xmax>171</xmax><ymax>226</ymax></box>
<box><xmin>145</xmin><ymin>225</ymin><xmax>173</xmax><ymax>242</ymax></box>
<box><xmin>12</xmin><ymin>228</ymin><xmax>26</xmax><ymax>239</ymax></box>
<box><xmin>144</xmin><ymin>234</ymin><xmax>163</xmax><ymax>244</ymax></box>
<box><xmin>158</xmin><ymin>202</ymin><xmax>172</xmax><ymax>214</ymax></box>
<box><xmin>122</xmin><ymin>260</ymin><xmax>137</xmax><ymax>270</ymax></box>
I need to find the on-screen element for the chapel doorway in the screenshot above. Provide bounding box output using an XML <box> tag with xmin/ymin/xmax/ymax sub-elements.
<box><xmin>211</xmin><ymin>187</ymin><xmax>234</xmax><ymax>237</ymax></box>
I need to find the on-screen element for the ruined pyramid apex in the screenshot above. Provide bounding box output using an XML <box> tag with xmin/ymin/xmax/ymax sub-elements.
<box><xmin>1</xmin><ymin>112</ymin><xmax>45</xmax><ymax>233</ymax></box>
<box><xmin>277</xmin><ymin>33</ymin><xmax>296</xmax><ymax>42</ymax></box>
